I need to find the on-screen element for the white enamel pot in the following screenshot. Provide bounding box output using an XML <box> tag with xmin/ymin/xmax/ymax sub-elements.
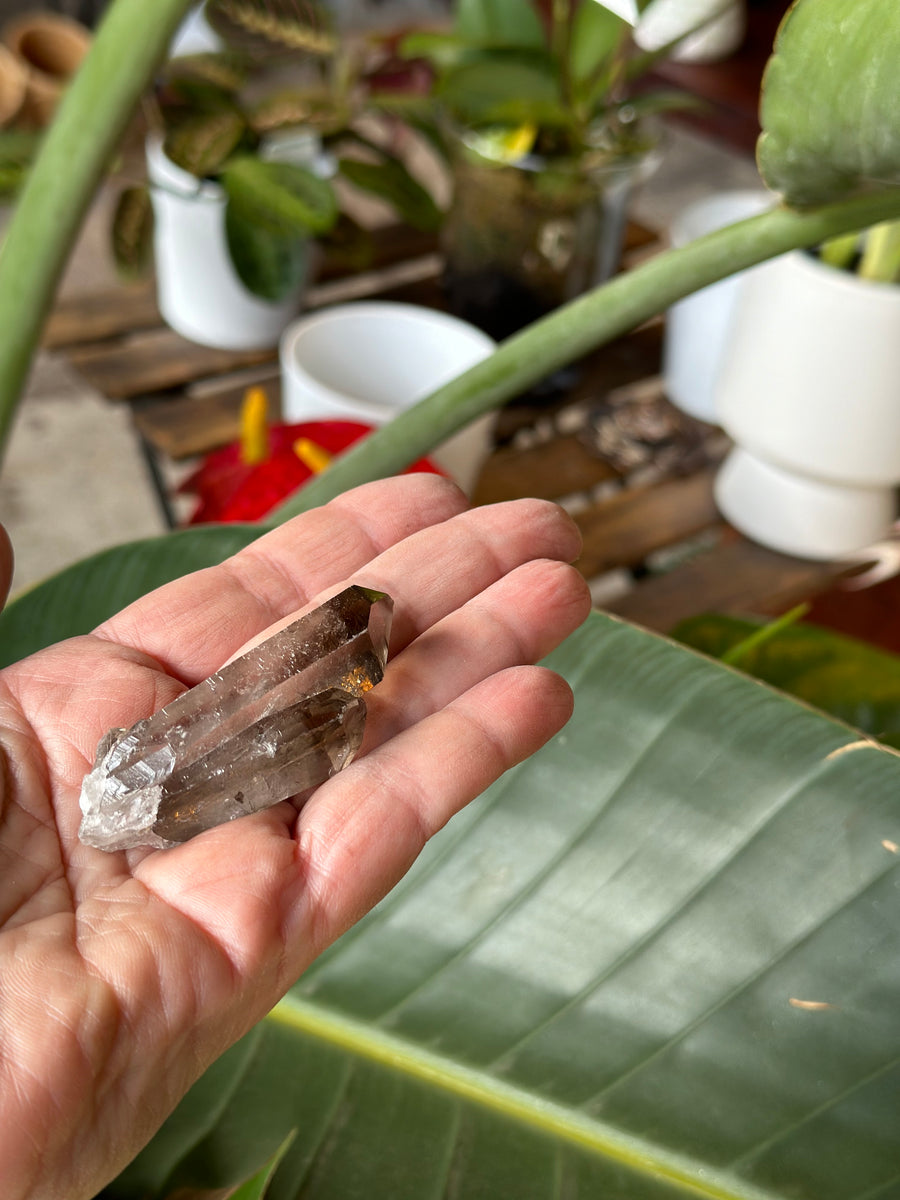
<box><xmin>146</xmin><ymin>137</ymin><xmax>306</xmax><ymax>351</ymax></box>
<box><xmin>280</xmin><ymin>302</ymin><xmax>497</xmax><ymax>495</ymax></box>
<box><xmin>714</xmin><ymin>250</ymin><xmax>900</xmax><ymax>559</ymax></box>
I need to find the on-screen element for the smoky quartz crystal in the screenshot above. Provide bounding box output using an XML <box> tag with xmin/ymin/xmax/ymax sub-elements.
<box><xmin>79</xmin><ymin>585</ymin><xmax>392</xmax><ymax>851</ymax></box>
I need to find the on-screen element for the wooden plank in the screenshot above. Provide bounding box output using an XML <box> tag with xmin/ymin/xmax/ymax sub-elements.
<box><xmin>132</xmin><ymin>371</ymin><xmax>282</xmax><ymax>459</ymax></box>
<box><xmin>574</xmin><ymin>468</ymin><xmax>721</xmax><ymax>578</ymax></box>
<box><xmin>474</xmin><ymin>436</ymin><xmax>619</xmax><ymax>506</ymax></box>
<box><xmin>44</xmin><ymin>284</ymin><xmax>160</xmax><ymax>350</ymax></box>
<box><xmin>68</xmin><ymin>328</ymin><xmax>277</xmax><ymax>399</ymax></box>
<box><xmin>606</xmin><ymin>538</ymin><xmax>845</xmax><ymax>633</ymax></box>
<box><xmin>494</xmin><ymin>323</ymin><xmax>665</xmax><ymax>444</ymax></box>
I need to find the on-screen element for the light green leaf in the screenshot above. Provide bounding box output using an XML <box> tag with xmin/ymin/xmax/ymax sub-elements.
<box><xmin>758</xmin><ymin>0</ymin><xmax>900</xmax><ymax>207</ymax></box>
<box><xmin>338</xmin><ymin>157</ymin><xmax>442</xmax><ymax>233</ymax></box>
<box><xmin>108</xmin><ymin>612</ymin><xmax>900</xmax><ymax>1199</ymax></box>
<box><xmin>398</xmin><ymin>30</ymin><xmax>470</xmax><ymax>69</ymax></box>
<box><xmin>675</xmin><ymin>611</ymin><xmax>900</xmax><ymax>743</ymax></box>
<box><xmin>454</xmin><ymin>0</ymin><xmax>546</xmax><ymax>49</ymax></box>
<box><xmin>229</xmin><ymin>1130</ymin><xmax>298</xmax><ymax>1200</ymax></box>
<box><xmin>0</xmin><ymin>525</ymin><xmax>259</xmax><ymax>668</ymax></box>
<box><xmin>220</xmin><ymin>156</ymin><xmax>339</xmax><ymax>236</ymax></box>
<box><xmin>569</xmin><ymin>0</ymin><xmax>625</xmax><ymax>87</ymax></box>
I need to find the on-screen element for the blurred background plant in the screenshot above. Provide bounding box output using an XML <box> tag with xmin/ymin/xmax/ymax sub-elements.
<box><xmin>111</xmin><ymin>0</ymin><xmax>444</xmax><ymax>302</ymax></box>
<box><xmin>394</xmin><ymin>0</ymin><xmax>718</xmax><ymax>337</ymax></box>
<box><xmin>819</xmin><ymin>217</ymin><xmax>900</xmax><ymax>282</ymax></box>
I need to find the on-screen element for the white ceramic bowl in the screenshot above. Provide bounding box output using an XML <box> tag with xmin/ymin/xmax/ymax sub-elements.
<box><xmin>279</xmin><ymin>302</ymin><xmax>497</xmax><ymax>493</ymax></box>
<box><xmin>664</xmin><ymin>189</ymin><xmax>774</xmax><ymax>422</ymax></box>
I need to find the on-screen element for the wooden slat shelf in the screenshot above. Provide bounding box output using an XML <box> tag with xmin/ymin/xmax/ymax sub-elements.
<box><xmin>49</xmin><ymin>212</ymin><xmax>849</xmax><ymax>635</ymax></box>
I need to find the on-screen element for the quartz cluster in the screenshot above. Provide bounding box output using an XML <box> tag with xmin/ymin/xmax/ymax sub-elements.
<box><xmin>79</xmin><ymin>585</ymin><xmax>392</xmax><ymax>851</ymax></box>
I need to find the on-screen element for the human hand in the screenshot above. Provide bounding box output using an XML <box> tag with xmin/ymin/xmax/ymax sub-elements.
<box><xmin>0</xmin><ymin>476</ymin><xmax>590</xmax><ymax>1200</ymax></box>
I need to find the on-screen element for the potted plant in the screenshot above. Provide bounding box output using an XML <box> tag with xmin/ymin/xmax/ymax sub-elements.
<box><xmin>116</xmin><ymin>0</ymin><xmax>442</xmax><ymax>349</ymax></box>
<box><xmin>714</xmin><ymin>219</ymin><xmax>900</xmax><ymax>559</ymax></box>
<box><xmin>1</xmin><ymin>1</ymin><xmax>900</xmax><ymax>1194</ymax></box>
<box><xmin>397</xmin><ymin>0</ymin><xmax>691</xmax><ymax>338</ymax></box>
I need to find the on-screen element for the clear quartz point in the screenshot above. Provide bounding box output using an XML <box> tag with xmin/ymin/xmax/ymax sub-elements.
<box><xmin>78</xmin><ymin>585</ymin><xmax>393</xmax><ymax>851</ymax></box>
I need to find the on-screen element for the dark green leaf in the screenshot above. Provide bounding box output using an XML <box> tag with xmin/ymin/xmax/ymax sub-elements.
<box><xmin>220</xmin><ymin>155</ymin><xmax>338</xmax><ymax>235</ymax></box>
<box><xmin>0</xmin><ymin>525</ymin><xmax>259</xmax><ymax>668</ymax></box>
<box><xmin>107</xmin><ymin>611</ymin><xmax>900</xmax><ymax>1199</ymax></box>
<box><xmin>111</xmin><ymin>186</ymin><xmax>154</xmax><ymax>280</ymax></box>
<box><xmin>675</xmin><ymin>612</ymin><xmax>900</xmax><ymax>741</ymax></box>
<box><xmin>454</xmin><ymin>0</ymin><xmax>546</xmax><ymax>50</ymax></box>
<box><xmin>758</xmin><ymin>0</ymin><xmax>900</xmax><ymax>207</ymax></box>
<box><xmin>225</xmin><ymin>195</ymin><xmax>311</xmax><ymax>299</ymax></box>
<box><xmin>163</xmin><ymin>109</ymin><xmax>248</xmax><ymax>177</ymax></box>
<box><xmin>338</xmin><ymin>157</ymin><xmax>442</xmax><ymax>233</ymax></box>
<box><xmin>0</xmin><ymin>128</ymin><xmax>42</xmax><ymax>166</ymax></box>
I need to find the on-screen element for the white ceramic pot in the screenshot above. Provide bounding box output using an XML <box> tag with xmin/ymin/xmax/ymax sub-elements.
<box><xmin>146</xmin><ymin>137</ymin><xmax>306</xmax><ymax>351</ymax></box>
<box><xmin>664</xmin><ymin>189</ymin><xmax>774</xmax><ymax>423</ymax></box>
<box><xmin>714</xmin><ymin>250</ymin><xmax>900</xmax><ymax>559</ymax></box>
<box><xmin>635</xmin><ymin>0</ymin><xmax>746</xmax><ymax>63</ymax></box>
<box><xmin>280</xmin><ymin>302</ymin><xmax>497</xmax><ymax>494</ymax></box>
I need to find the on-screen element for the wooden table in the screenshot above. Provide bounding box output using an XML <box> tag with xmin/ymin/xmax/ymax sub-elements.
<box><xmin>44</xmin><ymin>219</ymin><xmax>856</xmax><ymax>636</ymax></box>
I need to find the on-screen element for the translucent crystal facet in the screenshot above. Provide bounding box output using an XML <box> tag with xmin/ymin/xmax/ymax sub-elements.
<box><xmin>78</xmin><ymin>585</ymin><xmax>393</xmax><ymax>851</ymax></box>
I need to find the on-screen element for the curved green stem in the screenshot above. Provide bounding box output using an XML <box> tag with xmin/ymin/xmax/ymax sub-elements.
<box><xmin>269</xmin><ymin>190</ymin><xmax>900</xmax><ymax>524</ymax></box>
<box><xmin>0</xmin><ymin>0</ymin><xmax>192</xmax><ymax>459</ymax></box>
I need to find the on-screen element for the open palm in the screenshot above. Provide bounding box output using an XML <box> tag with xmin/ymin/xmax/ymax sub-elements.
<box><xmin>0</xmin><ymin>477</ymin><xmax>590</xmax><ymax>1200</ymax></box>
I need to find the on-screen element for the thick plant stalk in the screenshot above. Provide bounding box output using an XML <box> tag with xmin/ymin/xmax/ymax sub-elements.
<box><xmin>270</xmin><ymin>190</ymin><xmax>900</xmax><ymax>523</ymax></box>
<box><xmin>0</xmin><ymin>0</ymin><xmax>193</xmax><ymax>457</ymax></box>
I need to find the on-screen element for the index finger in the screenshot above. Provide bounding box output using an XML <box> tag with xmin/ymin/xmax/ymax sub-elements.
<box><xmin>95</xmin><ymin>475</ymin><xmax>469</xmax><ymax>682</ymax></box>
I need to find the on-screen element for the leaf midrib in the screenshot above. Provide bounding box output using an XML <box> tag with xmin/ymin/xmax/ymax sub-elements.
<box><xmin>268</xmin><ymin>994</ymin><xmax>783</xmax><ymax>1200</ymax></box>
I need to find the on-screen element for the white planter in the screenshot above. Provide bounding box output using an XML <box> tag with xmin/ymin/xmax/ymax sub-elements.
<box><xmin>664</xmin><ymin>189</ymin><xmax>774</xmax><ymax>422</ymax></box>
<box><xmin>635</xmin><ymin>0</ymin><xmax>746</xmax><ymax>63</ymax></box>
<box><xmin>280</xmin><ymin>302</ymin><xmax>497</xmax><ymax>495</ymax></box>
<box><xmin>714</xmin><ymin>250</ymin><xmax>900</xmax><ymax>559</ymax></box>
<box><xmin>146</xmin><ymin>137</ymin><xmax>305</xmax><ymax>351</ymax></box>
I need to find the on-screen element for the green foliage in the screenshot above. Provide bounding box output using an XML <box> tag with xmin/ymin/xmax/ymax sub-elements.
<box><xmin>221</xmin><ymin>155</ymin><xmax>338</xmax><ymax>234</ymax></box>
<box><xmin>163</xmin><ymin>107</ymin><xmax>248</xmax><ymax>176</ymax></box>
<box><xmin>758</xmin><ymin>0</ymin><xmax>900</xmax><ymax>207</ymax></box>
<box><xmin>0</xmin><ymin>129</ymin><xmax>42</xmax><ymax>198</ymax></box>
<box><xmin>101</xmin><ymin>613</ymin><xmax>900</xmax><ymax>1199</ymax></box>
<box><xmin>675</xmin><ymin>612</ymin><xmax>900</xmax><ymax>746</ymax></box>
<box><xmin>110</xmin><ymin>186</ymin><xmax>154</xmax><ymax>279</ymax></box>
<box><xmin>0</xmin><ymin>525</ymin><xmax>258</xmax><ymax>668</ymax></box>
<box><xmin>338</xmin><ymin>156</ymin><xmax>443</xmax><ymax>233</ymax></box>
<box><xmin>401</xmin><ymin>0</ymin><xmax>687</xmax><ymax>160</ymax></box>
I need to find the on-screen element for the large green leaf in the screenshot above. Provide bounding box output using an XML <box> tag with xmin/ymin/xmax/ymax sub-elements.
<box><xmin>758</xmin><ymin>0</ymin><xmax>900</xmax><ymax>207</ymax></box>
<box><xmin>106</xmin><ymin>612</ymin><xmax>900</xmax><ymax>1199</ymax></box>
<box><xmin>0</xmin><ymin>525</ymin><xmax>259</xmax><ymax>667</ymax></box>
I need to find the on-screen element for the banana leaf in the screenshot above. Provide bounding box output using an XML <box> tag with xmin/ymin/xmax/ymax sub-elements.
<box><xmin>102</xmin><ymin>611</ymin><xmax>900</xmax><ymax>1200</ymax></box>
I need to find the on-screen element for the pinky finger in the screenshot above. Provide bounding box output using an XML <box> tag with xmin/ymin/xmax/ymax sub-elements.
<box><xmin>288</xmin><ymin>666</ymin><xmax>574</xmax><ymax>958</ymax></box>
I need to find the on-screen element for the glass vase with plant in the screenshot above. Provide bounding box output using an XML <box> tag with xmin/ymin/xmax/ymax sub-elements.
<box><xmin>400</xmin><ymin>0</ymin><xmax>696</xmax><ymax>338</ymax></box>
